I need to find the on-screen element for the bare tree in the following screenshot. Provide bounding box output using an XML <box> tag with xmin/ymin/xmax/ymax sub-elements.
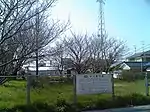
<box><xmin>64</xmin><ymin>32</ymin><xmax>91</xmax><ymax>74</ymax></box>
<box><xmin>103</xmin><ymin>37</ymin><xmax>126</xmax><ymax>72</ymax></box>
<box><xmin>49</xmin><ymin>42</ymin><xmax>66</xmax><ymax>75</ymax></box>
<box><xmin>0</xmin><ymin>0</ymin><xmax>57</xmax><ymax>68</ymax></box>
<box><xmin>0</xmin><ymin>0</ymin><xmax>70</xmax><ymax>77</ymax></box>
<box><xmin>90</xmin><ymin>34</ymin><xmax>127</xmax><ymax>73</ymax></box>
<box><xmin>51</xmin><ymin>32</ymin><xmax>126</xmax><ymax>75</ymax></box>
<box><xmin>0</xmin><ymin>0</ymin><xmax>57</xmax><ymax>45</ymax></box>
<box><xmin>90</xmin><ymin>35</ymin><xmax>106</xmax><ymax>73</ymax></box>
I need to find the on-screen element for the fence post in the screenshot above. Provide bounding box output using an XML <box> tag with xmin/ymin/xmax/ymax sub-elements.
<box><xmin>145</xmin><ymin>72</ymin><xmax>149</xmax><ymax>96</ymax></box>
<box><xmin>111</xmin><ymin>73</ymin><xmax>115</xmax><ymax>99</ymax></box>
<box><xmin>26</xmin><ymin>74</ymin><xmax>31</xmax><ymax>105</ymax></box>
<box><xmin>73</xmin><ymin>74</ymin><xmax>77</xmax><ymax>109</ymax></box>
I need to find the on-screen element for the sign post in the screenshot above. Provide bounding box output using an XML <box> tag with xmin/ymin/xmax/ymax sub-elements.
<box><xmin>26</xmin><ymin>74</ymin><xmax>31</xmax><ymax>105</ymax></box>
<box><xmin>111</xmin><ymin>73</ymin><xmax>115</xmax><ymax>99</ymax></box>
<box><xmin>145</xmin><ymin>72</ymin><xmax>149</xmax><ymax>96</ymax></box>
<box><xmin>74</xmin><ymin>73</ymin><xmax>113</xmax><ymax>110</ymax></box>
<box><xmin>73</xmin><ymin>74</ymin><xmax>77</xmax><ymax>109</ymax></box>
<box><xmin>76</xmin><ymin>74</ymin><xmax>112</xmax><ymax>95</ymax></box>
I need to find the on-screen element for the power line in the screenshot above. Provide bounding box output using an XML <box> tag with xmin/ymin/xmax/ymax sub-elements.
<box><xmin>132</xmin><ymin>44</ymin><xmax>150</xmax><ymax>53</ymax></box>
<box><xmin>123</xmin><ymin>44</ymin><xmax>150</xmax><ymax>58</ymax></box>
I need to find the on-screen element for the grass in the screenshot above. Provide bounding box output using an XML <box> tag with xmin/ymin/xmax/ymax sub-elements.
<box><xmin>115</xmin><ymin>80</ymin><xmax>146</xmax><ymax>96</ymax></box>
<box><xmin>0</xmin><ymin>79</ymin><xmax>148</xmax><ymax>110</ymax></box>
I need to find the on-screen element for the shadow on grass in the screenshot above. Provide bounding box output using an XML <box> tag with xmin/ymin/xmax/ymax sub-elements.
<box><xmin>0</xmin><ymin>102</ymin><xmax>77</xmax><ymax>112</ymax></box>
<box><xmin>3</xmin><ymin>84</ymin><xmax>20</xmax><ymax>89</ymax></box>
<box><xmin>3</xmin><ymin>82</ymin><xmax>26</xmax><ymax>89</ymax></box>
<box><xmin>0</xmin><ymin>103</ymin><xmax>55</xmax><ymax>112</ymax></box>
<box><xmin>1</xmin><ymin>93</ymin><xmax>150</xmax><ymax>112</ymax></box>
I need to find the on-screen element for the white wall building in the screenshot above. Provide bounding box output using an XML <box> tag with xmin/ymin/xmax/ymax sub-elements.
<box><xmin>23</xmin><ymin>60</ymin><xmax>61</xmax><ymax>76</ymax></box>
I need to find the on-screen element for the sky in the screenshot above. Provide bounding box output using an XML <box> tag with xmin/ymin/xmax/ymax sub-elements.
<box><xmin>51</xmin><ymin>0</ymin><xmax>150</xmax><ymax>54</ymax></box>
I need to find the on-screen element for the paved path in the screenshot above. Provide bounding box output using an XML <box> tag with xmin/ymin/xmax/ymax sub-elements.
<box><xmin>84</xmin><ymin>105</ymin><xmax>150</xmax><ymax>112</ymax></box>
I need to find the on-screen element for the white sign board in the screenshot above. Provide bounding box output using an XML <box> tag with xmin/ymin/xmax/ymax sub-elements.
<box><xmin>76</xmin><ymin>74</ymin><xmax>112</xmax><ymax>95</ymax></box>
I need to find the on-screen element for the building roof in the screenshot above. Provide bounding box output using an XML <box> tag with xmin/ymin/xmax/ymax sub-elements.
<box><xmin>28</xmin><ymin>66</ymin><xmax>58</xmax><ymax>71</ymax></box>
<box><xmin>125</xmin><ymin>62</ymin><xmax>148</xmax><ymax>68</ymax></box>
<box><xmin>110</xmin><ymin>61</ymin><xmax>150</xmax><ymax>71</ymax></box>
<box><xmin>110</xmin><ymin>61</ymin><xmax>123</xmax><ymax>68</ymax></box>
<box><xmin>145</xmin><ymin>62</ymin><xmax>150</xmax><ymax>66</ymax></box>
<box><xmin>123</xmin><ymin>62</ymin><xmax>150</xmax><ymax>71</ymax></box>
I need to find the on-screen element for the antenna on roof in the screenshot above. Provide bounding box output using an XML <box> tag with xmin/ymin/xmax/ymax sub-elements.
<box><xmin>141</xmin><ymin>41</ymin><xmax>145</xmax><ymax>61</ymax></box>
<box><xmin>140</xmin><ymin>41</ymin><xmax>145</xmax><ymax>73</ymax></box>
<box><xmin>141</xmin><ymin>41</ymin><xmax>145</xmax><ymax>53</ymax></box>
<box><xmin>133</xmin><ymin>45</ymin><xmax>136</xmax><ymax>55</ymax></box>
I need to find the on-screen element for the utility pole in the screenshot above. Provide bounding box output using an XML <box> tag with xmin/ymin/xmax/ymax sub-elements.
<box><xmin>133</xmin><ymin>45</ymin><xmax>137</xmax><ymax>62</ymax></box>
<box><xmin>141</xmin><ymin>41</ymin><xmax>149</xmax><ymax>96</ymax></box>
<box><xmin>142</xmin><ymin>42</ymin><xmax>146</xmax><ymax>62</ymax></box>
<box><xmin>133</xmin><ymin>45</ymin><xmax>136</xmax><ymax>55</ymax></box>
<box><xmin>141</xmin><ymin>41</ymin><xmax>145</xmax><ymax>73</ymax></box>
<box><xmin>60</xmin><ymin>49</ymin><xmax>63</xmax><ymax>76</ymax></box>
<box><xmin>36</xmin><ymin>0</ymin><xmax>40</xmax><ymax>76</ymax></box>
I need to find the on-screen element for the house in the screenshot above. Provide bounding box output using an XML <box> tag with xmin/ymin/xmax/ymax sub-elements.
<box><xmin>62</xmin><ymin>58</ymin><xmax>74</xmax><ymax>70</ymax></box>
<box><xmin>111</xmin><ymin>50</ymin><xmax>150</xmax><ymax>75</ymax></box>
<box><xmin>115</xmin><ymin>62</ymin><xmax>150</xmax><ymax>71</ymax></box>
<box><xmin>126</xmin><ymin>50</ymin><xmax>150</xmax><ymax>62</ymax></box>
<box><xmin>23</xmin><ymin>58</ymin><xmax>75</xmax><ymax>76</ymax></box>
<box><xmin>110</xmin><ymin>61</ymin><xmax>150</xmax><ymax>78</ymax></box>
<box><xmin>26</xmin><ymin>66</ymin><xmax>61</xmax><ymax>76</ymax></box>
<box><xmin>110</xmin><ymin>61</ymin><xmax>150</xmax><ymax>79</ymax></box>
<box><xmin>23</xmin><ymin>60</ymin><xmax>61</xmax><ymax>76</ymax></box>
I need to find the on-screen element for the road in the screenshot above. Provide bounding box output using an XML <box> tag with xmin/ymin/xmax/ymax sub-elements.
<box><xmin>84</xmin><ymin>105</ymin><xmax>150</xmax><ymax>112</ymax></box>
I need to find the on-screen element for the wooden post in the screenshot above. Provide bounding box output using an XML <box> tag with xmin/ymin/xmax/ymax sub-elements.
<box><xmin>73</xmin><ymin>74</ymin><xmax>77</xmax><ymax>109</ymax></box>
<box><xmin>145</xmin><ymin>72</ymin><xmax>149</xmax><ymax>96</ymax></box>
<box><xmin>26</xmin><ymin>74</ymin><xmax>31</xmax><ymax>105</ymax></box>
<box><xmin>111</xmin><ymin>73</ymin><xmax>115</xmax><ymax>99</ymax></box>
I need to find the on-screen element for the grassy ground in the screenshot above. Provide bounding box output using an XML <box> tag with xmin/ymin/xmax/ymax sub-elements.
<box><xmin>115</xmin><ymin>80</ymin><xmax>146</xmax><ymax>96</ymax></box>
<box><xmin>0</xmin><ymin>79</ymin><xmax>148</xmax><ymax>109</ymax></box>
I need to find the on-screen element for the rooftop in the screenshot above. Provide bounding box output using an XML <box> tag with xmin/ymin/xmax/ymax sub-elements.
<box><xmin>27</xmin><ymin>66</ymin><xmax>58</xmax><ymax>71</ymax></box>
<box><xmin>110</xmin><ymin>61</ymin><xmax>150</xmax><ymax>70</ymax></box>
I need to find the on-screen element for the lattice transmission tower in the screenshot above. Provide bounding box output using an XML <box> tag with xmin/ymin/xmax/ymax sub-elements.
<box><xmin>96</xmin><ymin>0</ymin><xmax>106</xmax><ymax>59</ymax></box>
<box><xmin>97</xmin><ymin>0</ymin><xmax>106</xmax><ymax>39</ymax></box>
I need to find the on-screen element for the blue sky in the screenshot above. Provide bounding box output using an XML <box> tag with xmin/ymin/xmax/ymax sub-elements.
<box><xmin>52</xmin><ymin>0</ymin><xmax>150</xmax><ymax>53</ymax></box>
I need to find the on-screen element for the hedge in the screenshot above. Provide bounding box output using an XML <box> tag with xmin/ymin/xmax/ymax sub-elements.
<box><xmin>1</xmin><ymin>93</ymin><xmax>150</xmax><ymax>112</ymax></box>
<box><xmin>120</xmin><ymin>71</ymin><xmax>150</xmax><ymax>82</ymax></box>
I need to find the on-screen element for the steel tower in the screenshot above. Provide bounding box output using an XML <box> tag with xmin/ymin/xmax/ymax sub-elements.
<box><xmin>97</xmin><ymin>0</ymin><xmax>106</xmax><ymax>39</ymax></box>
<box><xmin>96</xmin><ymin>0</ymin><xmax>106</xmax><ymax>59</ymax></box>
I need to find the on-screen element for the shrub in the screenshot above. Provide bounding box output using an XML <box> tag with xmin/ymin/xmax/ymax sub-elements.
<box><xmin>129</xmin><ymin>93</ymin><xmax>150</xmax><ymax>105</ymax></box>
<box><xmin>55</xmin><ymin>98</ymin><xmax>76</xmax><ymax>112</ymax></box>
<box><xmin>30</xmin><ymin>77</ymin><xmax>43</xmax><ymax>88</ymax></box>
<box><xmin>81</xmin><ymin>93</ymin><xmax>150</xmax><ymax>111</ymax></box>
<box><xmin>1</xmin><ymin>93</ymin><xmax>150</xmax><ymax>112</ymax></box>
<box><xmin>121</xmin><ymin>71</ymin><xmax>145</xmax><ymax>82</ymax></box>
<box><xmin>49</xmin><ymin>76</ymin><xmax>73</xmax><ymax>84</ymax></box>
<box><xmin>2</xmin><ymin>102</ymin><xmax>55</xmax><ymax>112</ymax></box>
<box><xmin>33</xmin><ymin>102</ymin><xmax>55</xmax><ymax>112</ymax></box>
